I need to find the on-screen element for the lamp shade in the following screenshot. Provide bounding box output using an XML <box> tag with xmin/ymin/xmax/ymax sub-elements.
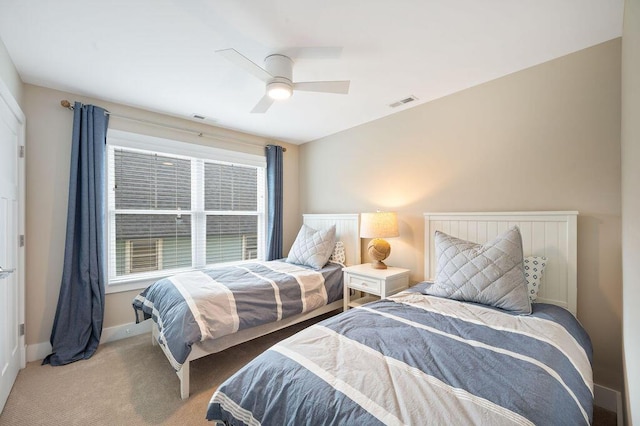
<box><xmin>360</xmin><ymin>212</ymin><xmax>399</xmax><ymax>238</ymax></box>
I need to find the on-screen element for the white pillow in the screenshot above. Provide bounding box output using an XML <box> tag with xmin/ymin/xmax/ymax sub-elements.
<box><xmin>524</xmin><ymin>256</ymin><xmax>548</xmax><ymax>302</ymax></box>
<box><xmin>329</xmin><ymin>241</ymin><xmax>346</xmax><ymax>265</ymax></box>
<box><xmin>286</xmin><ymin>224</ymin><xmax>337</xmax><ymax>269</ymax></box>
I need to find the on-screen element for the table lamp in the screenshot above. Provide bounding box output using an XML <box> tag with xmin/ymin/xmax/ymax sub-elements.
<box><xmin>360</xmin><ymin>211</ymin><xmax>399</xmax><ymax>269</ymax></box>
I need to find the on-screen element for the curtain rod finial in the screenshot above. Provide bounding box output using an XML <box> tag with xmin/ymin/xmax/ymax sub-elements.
<box><xmin>60</xmin><ymin>100</ymin><xmax>72</xmax><ymax>109</ymax></box>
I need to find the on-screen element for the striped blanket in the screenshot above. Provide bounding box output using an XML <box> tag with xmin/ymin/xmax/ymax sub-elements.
<box><xmin>132</xmin><ymin>260</ymin><xmax>343</xmax><ymax>370</ymax></box>
<box><xmin>207</xmin><ymin>283</ymin><xmax>593</xmax><ymax>425</ymax></box>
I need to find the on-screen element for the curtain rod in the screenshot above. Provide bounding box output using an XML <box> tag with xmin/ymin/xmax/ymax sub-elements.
<box><xmin>59</xmin><ymin>100</ymin><xmax>286</xmax><ymax>152</ymax></box>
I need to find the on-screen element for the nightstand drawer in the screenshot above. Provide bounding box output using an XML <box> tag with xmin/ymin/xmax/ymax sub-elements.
<box><xmin>342</xmin><ymin>264</ymin><xmax>411</xmax><ymax>312</ymax></box>
<box><xmin>346</xmin><ymin>274</ymin><xmax>381</xmax><ymax>294</ymax></box>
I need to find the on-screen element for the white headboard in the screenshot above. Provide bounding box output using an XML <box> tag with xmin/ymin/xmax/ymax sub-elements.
<box><xmin>424</xmin><ymin>211</ymin><xmax>578</xmax><ymax>316</ymax></box>
<box><xmin>303</xmin><ymin>214</ymin><xmax>361</xmax><ymax>266</ymax></box>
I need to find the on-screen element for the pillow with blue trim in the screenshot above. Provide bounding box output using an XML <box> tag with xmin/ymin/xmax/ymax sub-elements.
<box><xmin>524</xmin><ymin>256</ymin><xmax>548</xmax><ymax>303</ymax></box>
<box><xmin>286</xmin><ymin>224</ymin><xmax>337</xmax><ymax>269</ymax></box>
<box><xmin>329</xmin><ymin>241</ymin><xmax>346</xmax><ymax>265</ymax></box>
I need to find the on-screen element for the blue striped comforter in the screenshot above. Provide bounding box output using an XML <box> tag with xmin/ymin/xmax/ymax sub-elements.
<box><xmin>132</xmin><ymin>261</ymin><xmax>343</xmax><ymax>370</ymax></box>
<box><xmin>207</xmin><ymin>283</ymin><xmax>593</xmax><ymax>425</ymax></box>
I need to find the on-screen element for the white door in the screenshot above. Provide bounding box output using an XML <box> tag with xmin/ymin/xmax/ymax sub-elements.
<box><xmin>0</xmin><ymin>80</ymin><xmax>25</xmax><ymax>414</ymax></box>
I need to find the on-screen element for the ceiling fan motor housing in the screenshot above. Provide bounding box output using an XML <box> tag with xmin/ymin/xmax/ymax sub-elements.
<box><xmin>265</xmin><ymin>54</ymin><xmax>293</xmax><ymax>81</ymax></box>
<box><xmin>265</xmin><ymin>54</ymin><xmax>294</xmax><ymax>98</ymax></box>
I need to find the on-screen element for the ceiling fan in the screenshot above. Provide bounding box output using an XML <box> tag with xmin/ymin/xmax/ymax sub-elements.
<box><xmin>215</xmin><ymin>49</ymin><xmax>350</xmax><ymax>113</ymax></box>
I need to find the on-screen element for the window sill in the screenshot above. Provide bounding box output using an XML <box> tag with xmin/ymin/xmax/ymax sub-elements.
<box><xmin>106</xmin><ymin>275</ymin><xmax>169</xmax><ymax>294</ymax></box>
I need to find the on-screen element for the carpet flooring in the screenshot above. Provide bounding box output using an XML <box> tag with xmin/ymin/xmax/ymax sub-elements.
<box><xmin>0</xmin><ymin>312</ymin><xmax>618</xmax><ymax>425</ymax></box>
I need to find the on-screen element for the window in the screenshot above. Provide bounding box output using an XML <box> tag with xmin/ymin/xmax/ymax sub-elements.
<box><xmin>106</xmin><ymin>130</ymin><xmax>266</xmax><ymax>292</ymax></box>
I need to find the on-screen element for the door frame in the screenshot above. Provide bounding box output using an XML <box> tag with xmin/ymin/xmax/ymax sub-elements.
<box><xmin>0</xmin><ymin>76</ymin><xmax>26</xmax><ymax>369</ymax></box>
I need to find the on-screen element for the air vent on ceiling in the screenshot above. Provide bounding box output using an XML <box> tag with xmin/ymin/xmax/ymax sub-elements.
<box><xmin>191</xmin><ymin>113</ymin><xmax>217</xmax><ymax>123</ymax></box>
<box><xmin>389</xmin><ymin>95</ymin><xmax>418</xmax><ymax>108</ymax></box>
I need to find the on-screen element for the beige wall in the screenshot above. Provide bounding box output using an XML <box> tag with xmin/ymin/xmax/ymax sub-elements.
<box><xmin>23</xmin><ymin>84</ymin><xmax>300</xmax><ymax>346</ymax></box>
<box><xmin>300</xmin><ymin>39</ymin><xmax>623</xmax><ymax>391</ymax></box>
<box><xmin>622</xmin><ymin>0</ymin><xmax>640</xmax><ymax>422</ymax></box>
<box><xmin>0</xmin><ymin>36</ymin><xmax>23</xmax><ymax>108</ymax></box>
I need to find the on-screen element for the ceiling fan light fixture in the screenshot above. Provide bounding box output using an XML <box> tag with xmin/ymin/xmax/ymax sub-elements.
<box><xmin>216</xmin><ymin>49</ymin><xmax>350</xmax><ymax>112</ymax></box>
<box><xmin>267</xmin><ymin>81</ymin><xmax>293</xmax><ymax>100</ymax></box>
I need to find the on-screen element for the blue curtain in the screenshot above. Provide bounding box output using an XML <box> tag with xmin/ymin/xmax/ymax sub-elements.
<box><xmin>43</xmin><ymin>102</ymin><xmax>109</xmax><ymax>366</ymax></box>
<box><xmin>265</xmin><ymin>145</ymin><xmax>283</xmax><ymax>260</ymax></box>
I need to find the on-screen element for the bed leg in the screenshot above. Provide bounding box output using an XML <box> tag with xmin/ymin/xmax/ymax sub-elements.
<box><xmin>178</xmin><ymin>361</ymin><xmax>190</xmax><ymax>400</ymax></box>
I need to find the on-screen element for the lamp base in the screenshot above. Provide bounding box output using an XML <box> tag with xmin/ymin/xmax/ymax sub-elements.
<box><xmin>371</xmin><ymin>260</ymin><xmax>388</xmax><ymax>269</ymax></box>
<box><xmin>367</xmin><ymin>238</ymin><xmax>391</xmax><ymax>269</ymax></box>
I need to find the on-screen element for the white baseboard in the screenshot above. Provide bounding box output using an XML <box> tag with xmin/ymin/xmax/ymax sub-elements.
<box><xmin>594</xmin><ymin>384</ymin><xmax>623</xmax><ymax>426</ymax></box>
<box><xmin>100</xmin><ymin>319</ymin><xmax>152</xmax><ymax>343</ymax></box>
<box><xmin>26</xmin><ymin>320</ymin><xmax>152</xmax><ymax>363</ymax></box>
<box><xmin>26</xmin><ymin>341</ymin><xmax>52</xmax><ymax>363</ymax></box>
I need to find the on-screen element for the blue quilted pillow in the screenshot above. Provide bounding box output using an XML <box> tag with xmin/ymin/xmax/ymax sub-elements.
<box><xmin>286</xmin><ymin>224</ymin><xmax>337</xmax><ymax>269</ymax></box>
<box><xmin>425</xmin><ymin>226</ymin><xmax>531</xmax><ymax>314</ymax></box>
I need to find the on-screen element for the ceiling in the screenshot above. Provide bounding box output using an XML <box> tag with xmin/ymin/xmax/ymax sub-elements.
<box><xmin>0</xmin><ymin>1</ymin><xmax>624</xmax><ymax>144</ymax></box>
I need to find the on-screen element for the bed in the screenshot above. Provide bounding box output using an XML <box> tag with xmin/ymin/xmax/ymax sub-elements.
<box><xmin>206</xmin><ymin>211</ymin><xmax>593</xmax><ymax>425</ymax></box>
<box><xmin>133</xmin><ymin>213</ymin><xmax>361</xmax><ymax>399</ymax></box>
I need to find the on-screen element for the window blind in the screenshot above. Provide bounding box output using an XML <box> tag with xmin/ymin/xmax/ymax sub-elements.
<box><xmin>107</xmin><ymin>145</ymin><xmax>265</xmax><ymax>283</ymax></box>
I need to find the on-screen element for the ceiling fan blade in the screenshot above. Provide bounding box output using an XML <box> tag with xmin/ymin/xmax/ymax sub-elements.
<box><xmin>293</xmin><ymin>81</ymin><xmax>350</xmax><ymax>94</ymax></box>
<box><xmin>215</xmin><ymin>48</ymin><xmax>273</xmax><ymax>82</ymax></box>
<box><xmin>250</xmin><ymin>94</ymin><xmax>275</xmax><ymax>113</ymax></box>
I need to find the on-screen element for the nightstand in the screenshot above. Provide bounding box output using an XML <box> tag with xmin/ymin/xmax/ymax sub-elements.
<box><xmin>342</xmin><ymin>264</ymin><xmax>410</xmax><ymax>311</ymax></box>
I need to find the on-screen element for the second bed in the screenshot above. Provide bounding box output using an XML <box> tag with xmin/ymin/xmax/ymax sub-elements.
<box><xmin>133</xmin><ymin>213</ymin><xmax>360</xmax><ymax>399</ymax></box>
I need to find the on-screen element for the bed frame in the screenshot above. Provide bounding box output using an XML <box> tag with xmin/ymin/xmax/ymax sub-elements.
<box><xmin>152</xmin><ymin>213</ymin><xmax>361</xmax><ymax>399</ymax></box>
<box><xmin>424</xmin><ymin>211</ymin><xmax>578</xmax><ymax>316</ymax></box>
